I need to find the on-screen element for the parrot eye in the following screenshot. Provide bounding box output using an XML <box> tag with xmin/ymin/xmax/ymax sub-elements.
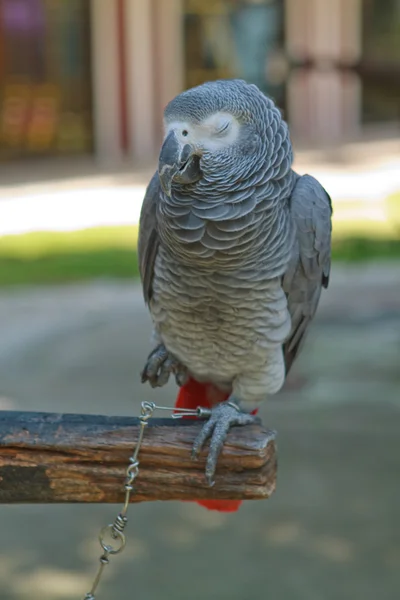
<box><xmin>216</xmin><ymin>122</ymin><xmax>230</xmax><ymax>135</ymax></box>
<box><xmin>182</xmin><ymin>130</ymin><xmax>189</xmax><ymax>137</ymax></box>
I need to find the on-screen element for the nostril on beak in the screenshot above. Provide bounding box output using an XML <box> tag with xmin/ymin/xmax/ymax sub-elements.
<box><xmin>179</xmin><ymin>158</ymin><xmax>189</xmax><ymax>172</ymax></box>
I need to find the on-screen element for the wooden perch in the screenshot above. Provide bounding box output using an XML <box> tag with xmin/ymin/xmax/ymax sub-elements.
<box><xmin>0</xmin><ymin>411</ymin><xmax>277</xmax><ymax>504</ymax></box>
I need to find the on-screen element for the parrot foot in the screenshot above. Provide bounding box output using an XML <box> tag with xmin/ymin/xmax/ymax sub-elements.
<box><xmin>191</xmin><ymin>399</ymin><xmax>259</xmax><ymax>487</ymax></box>
<box><xmin>141</xmin><ymin>343</ymin><xmax>189</xmax><ymax>388</ymax></box>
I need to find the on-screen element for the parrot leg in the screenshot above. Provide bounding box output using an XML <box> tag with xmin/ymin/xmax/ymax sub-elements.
<box><xmin>191</xmin><ymin>399</ymin><xmax>259</xmax><ymax>486</ymax></box>
<box><xmin>141</xmin><ymin>343</ymin><xmax>189</xmax><ymax>388</ymax></box>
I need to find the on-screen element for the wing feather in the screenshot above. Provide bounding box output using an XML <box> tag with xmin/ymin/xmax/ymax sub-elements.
<box><xmin>283</xmin><ymin>174</ymin><xmax>332</xmax><ymax>374</ymax></box>
<box><xmin>138</xmin><ymin>172</ymin><xmax>160</xmax><ymax>304</ymax></box>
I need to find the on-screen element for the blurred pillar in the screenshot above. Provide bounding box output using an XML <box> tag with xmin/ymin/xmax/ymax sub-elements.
<box><xmin>153</xmin><ymin>0</ymin><xmax>184</xmax><ymax>147</ymax></box>
<box><xmin>285</xmin><ymin>0</ymin><xmax>362</xmax><ymax>144</ymax></box>
<box><xmin>124</xmin><ymin>0</ymin><xmax>157</xmax><ymax>163</ymax></box>
<box><xmin>287</xmin><ymin>68</ymin><xmax>361</xmax><ymax>143</ymax></box>
<box><xmin>90</xmin><ymin>0</ymin><xmax>123</xmax><ymax>164</ymax></box>
<box><xmin>285</xmin><ymin>0</ymin><xmax>361</xmax><ymax>66</ymax></box>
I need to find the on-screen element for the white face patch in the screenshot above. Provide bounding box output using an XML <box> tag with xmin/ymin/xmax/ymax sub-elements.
<box><xmin>165</xmin><ymin>111</ymin><xmax>240</xmax><ymax>153</ymax></box>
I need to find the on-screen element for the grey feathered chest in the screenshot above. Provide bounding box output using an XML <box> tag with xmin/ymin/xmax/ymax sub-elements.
<box><xmin>149</xmin><ymin>169</ymin><xmax>296</xmax><ymax>386</ymax></box>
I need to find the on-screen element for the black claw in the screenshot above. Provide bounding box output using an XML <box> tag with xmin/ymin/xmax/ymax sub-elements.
<box><xmin>206</xmin><ymin>475</ymin><xmax>215</xmax><ymax>488</ymax></box>
<box><xmin>175</xmin><ymin>370</ymin><xmax>189</xmax><ymax>387</ymax></box>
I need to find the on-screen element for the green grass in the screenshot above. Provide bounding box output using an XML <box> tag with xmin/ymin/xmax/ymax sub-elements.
<box><xmin>0</xmin><ymin>193</ymin><xmax>399</xmax><ymax>286</ymax></box>
<box><xmin>332</xmin><ymin>237</ymin><xmax>400</xmax><ymax>262</ymax></box>
<box><xmin>0</xmin><ymin>227</ymin><xmax>140</xmax><ymax>286</ymax></box>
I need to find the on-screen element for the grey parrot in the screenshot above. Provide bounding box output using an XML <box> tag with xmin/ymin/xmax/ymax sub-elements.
<box><xmin>138</xmin><ymin>79</ymin><xmax>332</xmax><ymax>486</ymax></box>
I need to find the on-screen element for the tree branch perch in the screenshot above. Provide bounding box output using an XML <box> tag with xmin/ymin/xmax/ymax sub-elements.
<box><xmin>0</xmin><ymin>411</ymin><xmax>277</xmax><ymax>504</ymax></box>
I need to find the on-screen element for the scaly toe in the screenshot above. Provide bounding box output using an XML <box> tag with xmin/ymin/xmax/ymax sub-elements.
<box><xmin>141</xmin><ymin>345</ymin><xmax>187</xmax><ymax>389</ymax></box>
<box><xmin>141</xmin><ymin>344</ymin><xmax>168</xmax><ymax>384</ymax></box>
<box><xmin>152</xmin><ymin>359</ymin><xmax>172</xmax><ymax>387</ymax></box>
<box><xmin>204</xmin><ymin>420</ymin><xmax>231</xmax><ymax>486</ymax></box>
<box><xmin>191</xmin><ymin>400</ymin><xmax>259</xmax><ymax>485</ymax></box>
<box><xmin>191</xmin><ymin>418</ymin><xmax>215</xmax><ymax>460</ymax></box>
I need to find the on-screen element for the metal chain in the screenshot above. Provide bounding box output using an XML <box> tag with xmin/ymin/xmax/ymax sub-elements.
<box><xmin>82</xmin><ymin>400</ymin><xmax>210</xmax><ymax>600</ymax></box>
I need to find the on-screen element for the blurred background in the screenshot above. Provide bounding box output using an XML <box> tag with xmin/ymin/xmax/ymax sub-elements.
<box><xmin>0</xmin><ymin>1</ymin><xmax>399</xmax><ymax>599</ymax></box>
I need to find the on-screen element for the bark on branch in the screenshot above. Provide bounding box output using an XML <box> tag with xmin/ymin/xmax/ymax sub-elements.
<box><xmin>0</xmin><ymin>411</ymin><xmax>277</xmax><ymax>504</ymax></box>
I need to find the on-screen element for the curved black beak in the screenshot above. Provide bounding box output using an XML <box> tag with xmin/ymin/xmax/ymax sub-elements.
<box><xmin>158</xmin><ymin>131</ymin><xmax>201</xmax><ymax>196</ymax></box>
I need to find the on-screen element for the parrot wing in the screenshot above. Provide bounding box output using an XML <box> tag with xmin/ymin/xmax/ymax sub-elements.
<box><xmin>283</xmin><ymin>174</ymin><xmax>332</xmax><ymax>374</ymax></box>
<box><xmin>138</xmin><ymin>172</ymin><xmax>160</xmax><ymax>305</ymax></box>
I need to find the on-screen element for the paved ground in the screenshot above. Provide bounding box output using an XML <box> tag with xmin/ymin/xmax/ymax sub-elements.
<box><xmin>0</xmin><ymin>264</ymin><xmax>399</xmax><ymax>600</ymax></box>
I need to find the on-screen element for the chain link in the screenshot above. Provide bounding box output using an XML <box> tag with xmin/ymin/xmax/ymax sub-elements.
<box><xmin>82</xmin><ymin>401</ymin><xmax>210</xmax><ymax>599</ymax></box>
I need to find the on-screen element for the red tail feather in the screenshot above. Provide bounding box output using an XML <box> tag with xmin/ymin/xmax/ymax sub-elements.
<box><xmin>174</xmin><ymin>378</ymin><xmax>257</xmax><ymax>513</ymax></box>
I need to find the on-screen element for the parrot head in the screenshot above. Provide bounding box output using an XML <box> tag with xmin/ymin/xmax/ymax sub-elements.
<box><xmin>158</xmin><ymin>79</ymin><xmax>286</xmax><ymax>197</ymax></box>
